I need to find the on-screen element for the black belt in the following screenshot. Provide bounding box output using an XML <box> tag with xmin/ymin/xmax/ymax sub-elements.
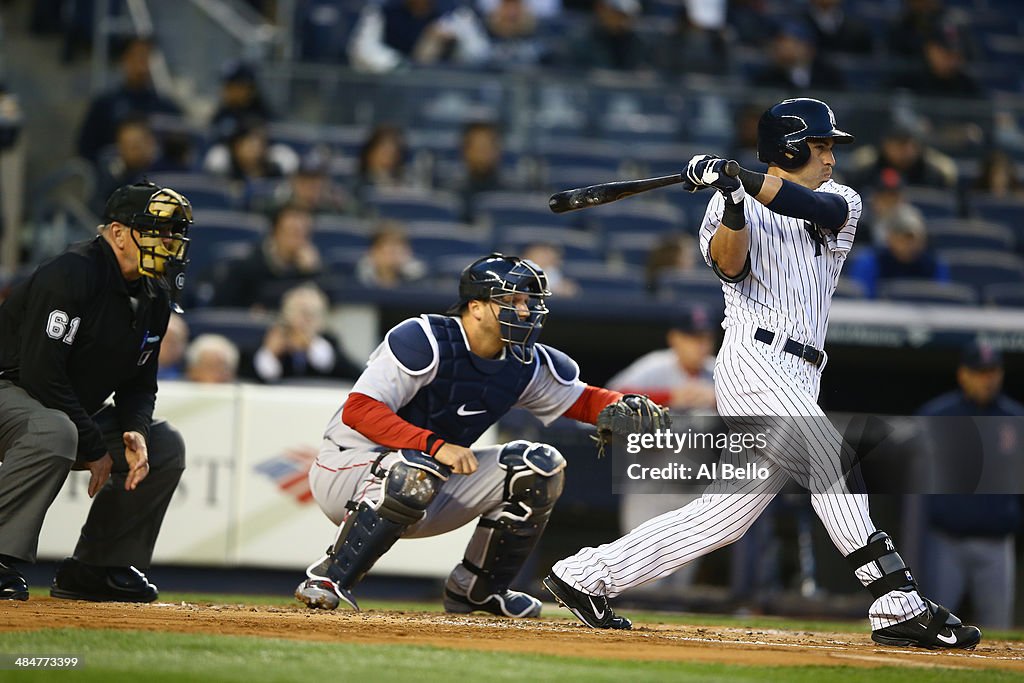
<box><xmin>754</xmin><ymin>328</ymin><xmax>824</xmax><ymax>368</ymax></box>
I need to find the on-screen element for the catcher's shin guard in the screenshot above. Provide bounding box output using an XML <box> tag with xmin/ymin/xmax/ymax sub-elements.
<box><xmin>298</xmin><ymin>451</ymin><xmax>448</xmax><ymax>610</ymax></box>
<box><xmin>444</xmin><ymin>441</ymin><xmax>566</xmax><ymax>617</ymax></box>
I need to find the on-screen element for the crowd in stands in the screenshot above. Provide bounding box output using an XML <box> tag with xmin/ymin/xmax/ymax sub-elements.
<box><xmin>5</xmin><ymin>0</ymin><xmax>1023</xmax><ymax>386</ymax></box>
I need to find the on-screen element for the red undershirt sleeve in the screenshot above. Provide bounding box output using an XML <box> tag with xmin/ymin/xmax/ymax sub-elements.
<box><xmin>608</xmin><ymin>387</ymin><xmax>671</xmax><ymax>406</ymax></box>
<box><xmin>562</xmin><ymin>385</ymin><xmax>623</xmax><ymax>425</ymax></box>
<box><xmin>341</xmin><ymin>392</ymin><xmax>445</xmax><ymax>455</ymax></box>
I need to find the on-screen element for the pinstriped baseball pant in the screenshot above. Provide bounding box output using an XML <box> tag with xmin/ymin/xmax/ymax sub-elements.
<box><xmin>553</xmin><ymin>324</ymin><xmax>927</xmax><ymax>630</ymax></box>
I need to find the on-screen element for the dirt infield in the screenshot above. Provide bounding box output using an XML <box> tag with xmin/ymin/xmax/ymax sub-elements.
<box><xmin>3</xmin><ymin>598</ymin><xmax>1023</xmax><ymax>672</ymax></box>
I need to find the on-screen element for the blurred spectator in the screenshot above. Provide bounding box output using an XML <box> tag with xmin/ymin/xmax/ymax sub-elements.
<box><xmin>261</xmin><ymin>148</ymin><xmax>350</xmax><ymax>215</ymax></box>
<box><xmin>656</xmin><ymin>4</ymin><xmax>732</xmax><ymax>77</ymax></box>
<box><xmin>728</xmin><ymin>0</ymin><xmax>773</xmax><ymax>47</ymax></box>
<box><xmin>801</xmin><ymin>0</ymin><xmax>874</xmax><ymax>55</ymax></box>
<box><xmin>753</xmin><ymin>19</ymin><xmax>846</xmax><ymax>91</ymax></box>
<box><xmin>204</xmin><ymin>116</ymin><xmax>298</xmax><ymax>183</ymax></box>
<box><xmin>890</xmin><ymin>30</ymin><xmax>983</xmax><ymax>99</ymax></box>
<box><xmin>92</xmin><ymin>116</ymin><xmax>159</xmax><ymax>215</ymax></box>
<box><xmin>347</xmin><ymin>0</ymin><xmax>491</xmax><ymax>73</ymax></box>
<box><xmin>477</xmin><ymin>0</ymin><xmax>561</xmax><ymax>18</ymax></box>
<box><xmin>560</xmin><ymin>0</ymin><xmax>652</xmax><ymax>72</ymax></box>
<box><xmin>77</xmin><ymin>35</ymin><xmax>181</xmax><ymax>163</ymax></box>
<box><xmin>917</xmin><ymin>341</ymin><xmax>1023</xmax><ymax>629</ymax></box>
<box><xmin>211</xmin><ymin>205</ymin><xmax>323</xmax><ymax>309</ymax></box>
<box><xmin>355</xmin><ymin>222</ymin><xmax>428</xmax><ymax>288</ymax></box>
<box><xmin>862</xmin><ymin>168</ymin><xmax>908</xmax><ymax>247</ymax></box>
<box><xmin>728</xmin><ymin>101</ymin><xmax>769</xmax><ymax>170</ymax></box>
<box><xmin>848</xmin><ymin>203</ymin><xmax>950</xmax><ymax>298</ymax></box>
<box><xmin>848</xmin><ymin>122</ymin><xmax>958</xmax><ymax>190</ymax></box>
<box><xmin>885</xmin><ymin>0</ymin><xmax>973</xmax><ymax>60</ymax></box>
<box><xmin>973</xmin><ymin>149</ymin><xmax>1024</xmax><ymax>199</ymax></box>
<box><xmin>645</xmin><ymin>234</ymin><xmax>697</xmax><ymax>292</ymax></box>
<box><xmin>210</xmin><ymin>60</ymin><xmax>274</xmax><ymax>140</ymax></box>
<box><xmin>444</xmin><ymin>121</ymin><xmax>511</xmax><ymax>221</ymax></box>
<box><xmin>521</xmin><ymin>243</ymin><xmax>578</xmax><ymax>298</ymax></box>
<box><xmin>355</xmin><ymin>124</ymin><xmax>410</xmax><ymax>204</ymax></box>
<box><xmin>478</xmin><ymin>0</ymin><xmax>551</xmax><ymax>68</ymax></box>
<box><xmin>244</xmin><ymin>285</ymin><xmax>361</xmax><ymax>384</ymax></box>
<box><xmin>608</xmin><ymin>305</ymin><xmax>716</xmax><ymax>412</ymax></box>
<box><xmin>184</xmin><ymin>334</ymin><xmax>240</xmax><ymax>384</ymax></box>
<box><xmin>157</xmin><ymin>314</ymin><xmax>190</xmax><ymax>381</ymax></box>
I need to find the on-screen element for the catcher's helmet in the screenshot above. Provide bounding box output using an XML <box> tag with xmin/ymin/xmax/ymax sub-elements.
<box><xmin>455</xmin><ymin>253</ymin><xmax>551</xmax><ymax>363</ymax></box>
<box><xmin>104</xmin><ymin>181</ymin><xmax>193</xmax><ymax>311</ymax></box>
<box><xmin>757</xmin><ymin>98</ymin><xmax>854</xmax><ymax>171</ymax></box>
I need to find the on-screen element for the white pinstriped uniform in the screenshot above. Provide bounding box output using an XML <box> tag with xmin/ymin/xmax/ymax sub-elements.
<box><xmin>553</xmin><ymin>180</ymin><xmax>928</xmax><ymax>630</ymax></box>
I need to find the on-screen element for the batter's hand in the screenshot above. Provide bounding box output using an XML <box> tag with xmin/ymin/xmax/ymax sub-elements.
<box><xmin>434</xmin><ymin>443</ymin><xmax>478</xmax><ymax>475</ymax></box>
<box><xmin>687</xmin><ymin>156</ymin><xmax>745</xmax><ymax>204</ymax></box>
<box><xmin>123</xmin><ymin>431</ymin><xmax>150</xmax><ymax>491</ymax></box>
<box><xmin>85</xmin><ymin>454</ymin><xmax>112</xmax><ymax>498</ymax></box>
<box><xmin>685</xmin><ymin>154</ymin><xmax>722</xmax><ymax>187</ymax></box>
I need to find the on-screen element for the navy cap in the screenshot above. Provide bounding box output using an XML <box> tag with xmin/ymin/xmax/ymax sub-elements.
<box><xmin>670</xmin><ymin>305</ymin><xmax>716</xmax><ymax>334</ymax></box>
<box><xmin>961</xmin><ymin>340</ymin><xmax>1003</xmax><ymax>370</ymax></box>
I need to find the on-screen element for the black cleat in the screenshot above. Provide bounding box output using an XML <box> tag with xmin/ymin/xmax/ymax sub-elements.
<box><xmin>542</xmin><ymin>573</ymin><xmax>631</xmax><ymax>630</ymax></box>
<box><xmin>50</xmin><ymin>557</ymin><xmax>158</xmax><ymax>603</ymax></box>
<box><xmin>444</xmin><ymin>587</ymin><xmax>542</xmax><ymax>618</ymax></box>
<box><xmin>1</xmin><ymin>560</ymin><xmax>29</xmax><ymax>601</ymax></box>
<box><xmin>872</xmin><ymin>599</ymin><xmax>981</xmax><ymax>650</ymax></box>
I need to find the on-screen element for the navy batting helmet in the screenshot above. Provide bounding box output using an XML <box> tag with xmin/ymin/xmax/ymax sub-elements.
<box><xmin>455</xmin><ymin>253</ymin><xmax>551</xmax><ymax>363</ymax></box>
<box><xmin>757</xmin><ymin>98</ymin><xmax>854</xmax><ymax>171</ymax></box>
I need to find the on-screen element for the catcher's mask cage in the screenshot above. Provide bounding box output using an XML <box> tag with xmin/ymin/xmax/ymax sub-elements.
<box><xmin>757</xmin><ymin>97</ymin><xmax>855</xmax><ymax>171</ymax></box>
<box><xmin>457</xmin><ymin>253</ymin><xmax>552</xmax><ymax>364</ymax></box>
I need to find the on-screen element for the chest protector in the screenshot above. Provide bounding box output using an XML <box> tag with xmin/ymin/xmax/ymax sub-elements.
<box><xmin>397</xmin><ymin>315</ymin><xmax>537</xmax><ymax>447</ymax></box>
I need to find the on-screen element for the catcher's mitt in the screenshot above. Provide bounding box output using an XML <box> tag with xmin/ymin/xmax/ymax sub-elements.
<box><xmin>594</xmin><ymin>394</ymin><xmax>671</xmax><ymax>457</ymax></box>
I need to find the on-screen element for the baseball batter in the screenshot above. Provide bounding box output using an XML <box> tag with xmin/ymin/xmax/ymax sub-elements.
<box><xmin>294</xmin><ymin>254</ymin><xmax>667</xmax><ymax>617</ymax></box>
<box><xmin>544</xmin><ymin>98</ymin><xmax>981</xmax><ymax>649</ymax></box>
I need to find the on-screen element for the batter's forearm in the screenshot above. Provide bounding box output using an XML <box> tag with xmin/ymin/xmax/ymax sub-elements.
<box><xmin>709</xmin><ymin>226</ymin><xmax>750</xmax><ymax>280</ymax></box>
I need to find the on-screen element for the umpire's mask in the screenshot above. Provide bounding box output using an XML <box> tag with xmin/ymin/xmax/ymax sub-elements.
<box><xmin>456</xmin><ymin>254</ymin><xmax>552</xmax><ymax>364</ymax></box>
<box><xmin>105</xmin><ymin>182</ymin><xmax>193</xmax><ymax>311</ymax></box>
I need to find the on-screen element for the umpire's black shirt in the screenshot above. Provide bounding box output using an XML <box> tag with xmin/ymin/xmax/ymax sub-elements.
<box><xmin>0</xmin><ymin>237</ymin><xmax>170</xmax><ymax>461</ymax></box>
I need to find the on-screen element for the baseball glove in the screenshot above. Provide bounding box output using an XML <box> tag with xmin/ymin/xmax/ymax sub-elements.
<box><xmin>594</xmin><ymin>394</ymin><xmax>671</xmax><ymax>457</ymax></box>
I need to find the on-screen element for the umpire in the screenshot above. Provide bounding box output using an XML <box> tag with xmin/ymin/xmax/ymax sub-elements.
<box><xmin>0</xmin><ymin>181</ymin><xmax>191</xmax><ymax>602</ymax></box>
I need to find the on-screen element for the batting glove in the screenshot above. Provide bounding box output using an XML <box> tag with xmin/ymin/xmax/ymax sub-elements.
<box><xmin>686</xmin><ymin>156</ymin><xmax>745</xmax><ymax>205</ymax></box>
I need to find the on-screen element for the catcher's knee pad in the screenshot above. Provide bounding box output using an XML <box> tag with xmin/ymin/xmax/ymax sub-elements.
<box><xmin>320</xmin><ymin>451</ymin><xmax>449</xmax><ymax>591</ymax></box>
<box><xmin>449</xmin><ymin>441</ymin><xmax>565</xmax><ymax>600</ymax></box>
<box><xmin>846</xmin><ymin>531</ymin><xmax>917</xmax><ymax>599</ymax></box>
<box><xmin>495</xmin><ymin>440</ymin><xmax>567</xmax><ymax>527</ymax></box>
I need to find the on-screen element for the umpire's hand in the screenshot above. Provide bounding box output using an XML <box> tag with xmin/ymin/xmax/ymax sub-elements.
<box><xmin>84</xmin><ymin>455</ymin><xmax>112</xmax><ymax>498</ymax></box>
<box><xmin>123</xmin><ymin>431</ymin><xmax>150</xmax><ymax>491</ymax></box>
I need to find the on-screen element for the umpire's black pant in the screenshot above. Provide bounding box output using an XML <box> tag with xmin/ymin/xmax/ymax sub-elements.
<box><xmin>0</xmin><ymin>380</ymin><xmax>185</xmax><ymax>567</ymax></box>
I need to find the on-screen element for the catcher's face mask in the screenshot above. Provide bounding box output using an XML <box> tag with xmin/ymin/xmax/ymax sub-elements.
<box><xmin>489</xmin><ymin>259</ymin><xmax>551</xmax><ymax>364</ymax></box>
<box><xmin>128</xmin><ymin>188</ymin><xmax>193</xmax><ymax>309</ymax></box>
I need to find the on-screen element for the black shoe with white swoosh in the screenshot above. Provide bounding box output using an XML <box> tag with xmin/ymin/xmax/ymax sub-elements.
<box><xmin>542</xmin><ymin>573</ymin><xmax>632</xmax><ymax>630</ymax></box>
<box><xmin>871</xmin><ymin>599</ymin><xmax>981</xmax><ymax>649</ymax></box>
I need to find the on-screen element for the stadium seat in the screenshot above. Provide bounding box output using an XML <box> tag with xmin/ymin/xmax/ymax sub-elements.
<box><xmin>943</xmin><ymin>250</ymin><xmax>1024</xmax><ymax>289</ymax></box>
<box><xmin>984</xmin><ymin>283</ymin><xmax>1024</xmax><ymax>308</ymax></box>
<box><xmin>877</xmin><ymin>279</ymin><xmax>979</xmax><ymax>305</ymax></box>
<box><xmin>656</xmin><ymin>271</ymin><xmax>724</xmax><ymax>303</ymax></box>
<box><xmin>405</xmin><ymin>221</ymin><xmax>491</xmax><ymax>260</ymax></box>
<box><xmin>498</xmin><ymin>226</ymin><xmax>601</xmax><ymax>262</ymax></box>
<box><xmin>365</xmin><ymin>187</ymin><xmax>462</xmax><ymax>223</ymax></box>
<box><xmin>903</xmin><ymin>187</ymin><xmax>960</xmax><ymax>219</ymax></box>
<box><xmin>474</xmin><ymin>191</ymin><xmax>580</xmax><ymax>230</ymax></box>
<box><xmin>148</xmin><ymin>173</ymin><xmax>239</xmax><ymax>211</ymax></box>
<box><xmin>926</xmin><ymin>219</ymin><xmax>1015</xmax><ymax>253</ymax></box>
<box><xmin>834</xmin><ymin>277</ymin><xmax>868</xmax><ymax>299</ymax></box>
<box><xmin>606</xmin><ymin>230</ymin><xmax>671</xmax><ymax>267</ymax></box>
<box><xmin>183</xmin><ymin>308</ymin><xmax>277</xmax><ymax>355</ymax></box>
<box><xmin>969</xmin><ymin>196</ymin><xmax>1024</xmax><ymax>238</ymax></box>
<box><xmin>187</xmin><ymin>211</ymin><xmax>269</xmax><ymax>280</ymax></box>
<box><xmin>311</xmin><ymin>215</ymin><xmax>373</xmax><ymax>252</ymax></box>
<box><xmin>562</xmin><ymin>261</ymin><xmax>647</xmax><ymax>298</ymax></box>
<box><xmin>591</xmin><ymin>202</ymin><xmax>685</xmax><ymax>237</ymax></box>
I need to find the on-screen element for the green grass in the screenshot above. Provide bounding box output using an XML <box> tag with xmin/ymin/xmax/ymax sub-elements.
<box><xmin>0</xmin><ymin>629</ymin><xmax>1016</xmax><ymax>683</ymax></box>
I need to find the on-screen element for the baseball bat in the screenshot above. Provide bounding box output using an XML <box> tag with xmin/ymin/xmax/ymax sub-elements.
<box><xmin>548</xmin><ymin>160</ymin><xmax>740</xmax><ymax>214</ymax></box>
